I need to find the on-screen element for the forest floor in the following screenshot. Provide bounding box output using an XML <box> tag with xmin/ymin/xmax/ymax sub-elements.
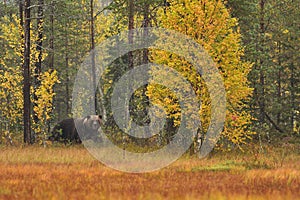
<box><xmin>0</xmin><ymin>145</ymin><xmax>299</xmax><ymax>200</ymax></box>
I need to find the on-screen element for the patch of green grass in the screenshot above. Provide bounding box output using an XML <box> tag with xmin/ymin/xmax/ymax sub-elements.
<box><xmin>0</xmin><ymin>188</ymin><xmax>11</xmax><ymax>195</ymax></box>
<box><xmin>190</xmin><ymin>160</ymin><xmax>244</xmax><ymax>172</ymax></box>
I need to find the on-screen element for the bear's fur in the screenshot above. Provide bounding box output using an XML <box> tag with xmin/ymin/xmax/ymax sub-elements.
<box><xmin>49</xmin><ymin>115</ymin><xmax>102</xmax><ymax>144</ymax></box>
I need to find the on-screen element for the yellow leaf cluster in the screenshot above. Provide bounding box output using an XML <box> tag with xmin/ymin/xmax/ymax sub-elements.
<box><xmin>147</xmin><ymin>0</ymin><xmax>255</xmax><ymax>150</ymax></box>
<box><xmin>33</xmin><ymin>70</ymin><xmax>60</xmax><ymax>132</ymax></box>
<box><xmin>0</xmin><ymin>15</ymin><xmax>24</xmax><ymax>125</ymax></box>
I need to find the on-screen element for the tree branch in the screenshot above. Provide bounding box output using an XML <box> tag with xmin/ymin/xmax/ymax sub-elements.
<box><xmin>264</xmin><ymin>111</ymin><xmax>284</xmax><ymax>133</ymax></box>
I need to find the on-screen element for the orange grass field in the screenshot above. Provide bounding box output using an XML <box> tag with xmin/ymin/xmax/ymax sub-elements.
<box><xmin>0</xmin><ymin>146</ymin><xmax>299</xmax><ymax>200</ymax></box>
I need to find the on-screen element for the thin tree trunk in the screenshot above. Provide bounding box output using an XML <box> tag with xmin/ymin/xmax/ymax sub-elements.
<box><xmin>65</xmin><ymin>21</ymin><xmax>70</xmax><ymax>115</ymax></box>
<box><xmin>23</xmin><ymin>0</ymin><xmax>31</xmax><ymax>144</ymax></box>
<box><xmin>123</xmin><ymin>0</ymin><xmax>135</xmax><ymax>157</ymax></box>
<box><xmin>257</xmin><ymin>0</ymin><xmax>269</xmax><ymax>146</ymax></box>
<box><xmin>290</xmin><ymin>62</ymin><xmax>295</xmax><ymax>131</ymax></box>
<box><xmin>49</xmin><ymin>0</ymin><xmax>54</xmax><ymax>69</ymax></box>
<box><xmin>19</xmin><ymin>0</ymin><xmax>24</xmax><ymax>52</ymax></box>
<box><xmin>33</xmin><ymin>0</ymin><xmax>44</xmax><ymax>135</ymax></box>
<box><xmin>277</xmin><ymin>42</ymin><xmax>281</xmax><ymax>125</ymax></box>
<box><xmin>258</xmin><ymin>0</ymin><xmax>266</xmax><ymax>126</ymax></box>
<box><xmin>142</xmin><ymin>2</ymin><xmax>149</xmax><ymax>65</ymax></box>
<box><xmin>142</xmin><ymin>1</ymin><xmax>150</xmax><ymax>142</ymax></box>
<box><xmin>128</xmin><ymin>0</ymin><xmax>134</xmax><ymax>69</ymax></box>
<box><xmin>90</xmin><ymin>0</ymin><xmax>97</xmax><ymax>114</ymax></box>
<box><xmin>90</xmin><ymin>2</ymin><xmax>106</xmax><ymax>119</ymax></box>
<box><xmin>65</xmin><ymin>55</ymin><xmax>70</xmax><ymax>115</ymax></box>
<box><xmin>36</xmin><ymin>0</ymin><xmax>44</xmax><ymax>75</ymax></box>
<box><xmin>47</xmin><ymin>0</ymin><xmax>54</xmax><ymax>133</ymax></box>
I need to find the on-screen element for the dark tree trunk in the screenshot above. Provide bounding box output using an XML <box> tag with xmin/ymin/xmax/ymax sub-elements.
<box><xmin>122</xmin><ymin>0</ymin><xmax>135</xmax><ymax>157</ymax></box>
<box><xmin>23</xmin><ymin>0</ymin><xmax>31</xmax><ymax>144</ymax></box>
<box><xmin>64</xmin><ymin>20</ymin><xmax>70</xmax><ymax>115</ymax></box>
<box><xmin>258</xmin><ymin>0</ymin><xmax>265</xmax><ymax>125</ymax></box>
<box><xmin>65</xmin><ymin>38</ymin><xmax>70</xmax><ymax>115</ymax></box>
<box><xmin>19</xmin><ymin>0</ymin><xmax>23</xmax><ymax>28</ymax></box>
<box><xmin>35</xmin><ymin>0</ymin><xmax>44</xmax><ymax>75</ymax></box>
<box><xmin>142</xmin><ymin>1</ymin><xmax>150</xmax><ymax>135</ymax></box>
<box><xmin>276</xmin><ymin>42</ymin><xmax>281</xmax><ymax>125</ymax></box>
<box><xmin>33</xmin><ymin>0</ymin><xmax>44</xmax><ymax>134</ymax></box>
<box><xmin>290</xmin><ymin>62</ymin><xmax>295</xmax><ymax>130</ymax></box>
<box><xmin>90</xmin><ymin>0</ymin><xmax>97</xmax><ymax>113</ymax></box>
<box><xmin>49</xmin><ymin>0</ymin><xmax>54</xmax><ymax>69</ymax></box>
<box><xmin>142</xmin><ymin>2</ymin><xmax>150</xmax><ymax>64</ymax></box>
<box><xmin>128</xmin><ymin>0</ymin><xmax>134</xmax><ymax>69</ymax></box>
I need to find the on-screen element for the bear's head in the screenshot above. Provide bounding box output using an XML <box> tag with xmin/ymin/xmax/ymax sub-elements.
<box><xmin>83</xmin><ymin>115</ymin><xmax>102</xmax><ymax>131</ymax></box>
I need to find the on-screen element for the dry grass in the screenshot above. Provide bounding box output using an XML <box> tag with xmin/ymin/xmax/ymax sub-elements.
<box><xmin>0</xmin><ymin>145</ymin><xmax>299</xmax><ymax>200</ymax></box>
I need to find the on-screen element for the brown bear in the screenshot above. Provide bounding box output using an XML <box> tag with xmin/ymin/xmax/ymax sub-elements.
<box><xmin>49</xmin><ymin>115</ymin><xmax>102</xmax><ymax>144</ymax></box>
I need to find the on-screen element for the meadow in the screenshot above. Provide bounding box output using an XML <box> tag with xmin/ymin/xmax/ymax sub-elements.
<box><xmin>0</xmin><ymin>145</ymin><xmax>299</xmax><ymax>200</ymax></box>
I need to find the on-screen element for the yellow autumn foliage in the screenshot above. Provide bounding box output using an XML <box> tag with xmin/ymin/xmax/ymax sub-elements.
<box><xmin>147</xmin><ymin>0</ymin><xmax>255</xmax><ymax>150</ymax></box>
<box><xmin>0</xmin><ymin>15</ymin><xmax>60</xmax><ymax>140</ymax></box>
<box><xmin>0</xmin><ymin>15</ymin><xmax>24</xmax><ymax>126</ymax></box>
<box><xmin>32</xmin><ymin>70</ymin><xmax>60</xmax><ymax>134</ymax></box>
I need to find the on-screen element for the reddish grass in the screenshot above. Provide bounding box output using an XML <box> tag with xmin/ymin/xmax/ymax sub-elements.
<box><xmin>0</xmin><ymin>146</ymin><xmax>299</xmax><ymax>200</ymax></box>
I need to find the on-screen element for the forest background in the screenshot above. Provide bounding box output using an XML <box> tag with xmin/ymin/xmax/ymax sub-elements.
<box><xmin>0</xmin><ymin>0</ymin><xmax>299</xmax><ymax>151</ymax></box>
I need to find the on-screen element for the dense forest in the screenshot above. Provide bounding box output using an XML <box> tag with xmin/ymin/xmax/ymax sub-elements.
<box><xmin>0</xmin><ymin>0</ymin><xmax>299</xmax><ymax>151</ymax></box>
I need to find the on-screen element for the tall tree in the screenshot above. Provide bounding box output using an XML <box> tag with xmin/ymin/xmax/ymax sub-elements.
<box><xmin>90</xmin><ymin>0</ymin><xmax>98</xmax><ymax>113</ymax></box>
<box><xmin>127</xmin><ymin>0</ymin><xmax>134</xmax><ymax>69</ymax></box>
<box><xmin>23</xmin><ymin>0</ymin><xmax>31</xmax><ymax>144</ymax></box>
<box><xmin>147</xmin><ymin>0</ymin><xmax>255</xmax><ymax>149</ymax></box>
<box><xmin>48</xmin><ymin>0</ymin><xmax>54</xmax><ymax>69</ymax></box>
<box><xmin>33</xmin><ymin>0</ymin><xmax>44</xmax><ymax>135</ymax></box>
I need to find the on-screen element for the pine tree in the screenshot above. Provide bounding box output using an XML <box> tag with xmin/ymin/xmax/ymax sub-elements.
<box><xmin>228</xmin><ymin>0</ymin><xmax>300</xmax><ymax>141</ymax></box>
